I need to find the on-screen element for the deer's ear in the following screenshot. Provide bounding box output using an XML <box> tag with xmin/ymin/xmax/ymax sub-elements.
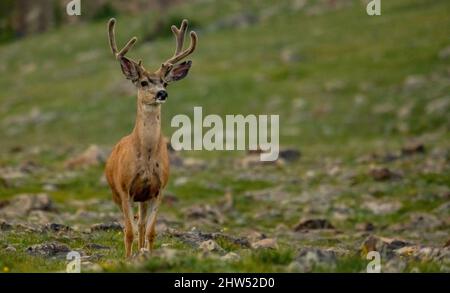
<box><xmin>119</xmin><ymin>57</ymin><xmax>140</xmax><ymax>81</ymax></box>
<box><xmin>166</xmin><ymin>61</ymin><xmax>192</xmax><ymax>82</ymax></box>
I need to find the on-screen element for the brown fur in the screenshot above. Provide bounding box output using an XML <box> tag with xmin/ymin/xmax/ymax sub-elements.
<box><xmin>104</xmin><ymin>18</ymin><xmax>196</xmax><ymax>257</ymax></box>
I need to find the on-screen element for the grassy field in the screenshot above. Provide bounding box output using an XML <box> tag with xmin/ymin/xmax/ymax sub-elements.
<box><xmin>0</xmin><ymin>0</ymin><xmax>449</xmax><ymax>272</ymax></box>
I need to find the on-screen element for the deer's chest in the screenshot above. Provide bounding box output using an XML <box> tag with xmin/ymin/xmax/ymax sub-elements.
<box><xmin>129</xmin><ymin>160</ymin><xmax>162</xmax><ymax>202</ymax></box>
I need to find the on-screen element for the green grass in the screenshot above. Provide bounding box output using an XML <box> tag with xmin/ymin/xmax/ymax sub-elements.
<box><xmin>0</xmin><ymin>0</ymin><xmax>449</xmax><ymax>272</ymax></box>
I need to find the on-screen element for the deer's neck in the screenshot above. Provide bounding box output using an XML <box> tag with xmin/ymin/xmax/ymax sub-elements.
<box><xmin>132</xmin><ymin>103</ymin><xmax>162</xmax><ymax>159</ymax></box>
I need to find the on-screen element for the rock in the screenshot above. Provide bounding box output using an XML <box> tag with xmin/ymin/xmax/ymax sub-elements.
<box><xmin>168</xmin><ymin>229</ymin><xmax>250</xmax><ymax>249</ymax></box>
<box><xmin>438</xmin><ymin>46</ymin><xmax>450</xmax><ymax>60</ymax></box>
<box><xmin>199</xmin><ymin>240</ymin><xmax>224</xmax><ymax>253</ymax></box>
<box><xmin>2</xmin><ymin>107</ymin><xmax>56</xmax><ymax>131</ymax></box>
<box><xmin>0</xmin><ymin>219</ymin><xmax>12</xmax><ymax>231</ymax></box>
<box><xmin>363</xmin><ymin>200</ymin><xmax>402</xmax><ymax>215</ymax></box>
<box><xmin>0</xmin><ymin>193</ymin><xmax>54</xmax><ymax>218</ymax></box>
<box><xmin>90</xmin><ymin>222</ymin><xmax>123</xmax><ymax>232</ymax></box>
<box><xmin>27</xmin><ymin>241</ymin><xmax>71</xmax><ymax>257</ymax></box>
<box><xmin>401</xmin><ymin>142</ymin><xmax>425</xmax><ymax>156</ymax></box>
<box><xmin>84</xmin><ymin>243</ymin><xmax>110</xmax><ymax>250</ymax></box>
<box><xmin>444</xmin><ymin>239</ymin><xmax>450</xmax><ymax>248</ymax></box>
<box><xmin>4</xmin><ymin>245</ymin><xmax>16</xmax><ymax>252</ymax></box>
<box><xmin>44</xmin><ymin>223</ymin><xmax>72</xmax><ymax>232</ymax></box>
<box><xmin>221</xmin><ymin>252</ymin><xmax>240</xmax><ymax>262</ymax></box>
<box><xmin>405</xmin><ymin>213</ymin><xmax>443</xmax><ymax>231</ymax></box>
<box><xmin>279</xmin><ymin>148</ymin><xmax>301</xmax><ymax>163</ymax></box>
<box><xmin>426</xmin><ymin>97</ymin><xmax>450</xmax><ymax>115</ymax></box>
<box><xmin>81</xmin><ymin>261</ymin><xmax>103</xmax><ymax>272</ymax></box>
<box><xmin>64</xmin><ymin>145</ymin><xmax>108</xmax><ymax>169</ymax></box>
<box><xmin>290</xmin><ymin>248</ymin><xmax>338</xmax><ymax>272</ymax></box>
<box><xmin>361</xmin><ymin>235</ymin><xmax>411</xmax><ymax>259</ymax></box>
<box><xmin>280</xmin><ymin>48</ymin><xmax>302</xmax><ymax>64</ymax></box>
<box><xmin>324</xmin><ymin>80</ymin><xmax>346</xmax><ymax>92</ymax></box>
<box><xmin>356</xmin><ymin>222</ymin><xmax>376</xmax><ymax>232</ymax></box>
<box><xmin>251</xmin><ymin>238</ymin><xmax>278</xmax><ymax>249</ymax></box>
<box><xmin>294</xmin><ymin>219</ymin><xmax>335</xmax><ymax>231</ymax></box>
<box><xmin>154</xmin><ymin>248</ymin><xmax>178</xmax><ymax>261</ymax></box>
<box><xmin>246</xmin><ymin>231</ymin><xmax>267</xmax><ymax>243</ymax></box>
<box><xmin>369</xmin><ymin>167</ymin><xmax>402</xmax><ymax>181</ymax></box>
<box><xmin>182</xmin><ymin>157</ymin><xmax>207</xmax><ymax>171</ymax></box>
<box><xmin>403</xmin><ymin>75</ymin><xmax>426</xmax><ymax>91</ymax></box>
<box><xmin>184</xmin><ymin>204</ymin><xmax>225</xmax><ymax>224</ymax></box>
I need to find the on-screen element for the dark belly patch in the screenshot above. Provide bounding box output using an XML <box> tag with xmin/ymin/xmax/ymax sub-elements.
<box><xmin>129</xmin><ymin>172</ymin><xmax>161</xmax><ymax>202</ymax></box>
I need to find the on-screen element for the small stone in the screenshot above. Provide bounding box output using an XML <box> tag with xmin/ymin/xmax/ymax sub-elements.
<box><xmin>251</xmin><ymin>238</ymin><xmax>278</xmax><ymax>249</ymax></box>
<box><xmin>27</xmin><ymin>241</ymin><xmax>71</xmax><ymax>257</ymax></box>
<box><xmin>221</xmin><ymin>252</ymin><xmax>240</xmax><ymax>262</ymax></box>
<box><xmin>291</xmin><ymin>248</ymin><xmax>338</xmax><ymax>272</ymax></box>
<box><xmin>64</xmin><ymin>145</ymin><xmax>108</xmax><ymax>169</ymax></box>
<box><xmin>361</xmin><ymin>235</ymin><xmax>411</xmax><ymax>259</ymax></box>
<box><xmin>4</xmin><ymin>245</ymin><xmax>16</xmax><ymax>252</ymax></box>
<box><xmin>84</xmin><ymin>243</ymin><xmax>110</xmax><ymax>250</ymax></box>
<box><xmin>184</xmin><ymin>204</ymin><xmax>225</xmax><ymax>224</ymax></box>
<box><xmin>0</xmin><ymin>219</ymin><xmax>12</xmax><ymax>231</ymax></box>
<box><xmin>363</xmin><ymin>200</ymin><xmax>402</xmax><ymax>215</ymax></box>
<box><xmin>401</xmin><ymin>142</ymin><xmax>425</xmax><ymax>156</ymax></box>
<box><xmin>438</xmin><ymin>45</ymin><xmax>450</xmax><ymax>59</ymax></box>
<box><xmin>279</xmin><ymin>148</ymin><xmax>301</xmax><ymax>162</ymax></box>
<box><xmin>44</xmin><ymin>223</ymin><xmax>72</xmax><ymax>232</ymax></box>
<box><xmin>370</xmin><ymin>167</ymin><xmax>401</xmax><ymax>181</ymax></box>
<box><xmin>280</xmin><ymin>48</ymin><xmax>302</xmax><ymax>64</ymax></box>
<box><xmin>246</xmin><ymin>231</ymin><xmax>267</xmax><ymax>243</ymax></box>
<box><xmin>0</xmin><ymin>193</ymin><xmax>54</xmax><ymax>218</ymax></box>
<box><xmin>199</xmin><ymin>239</ymin><xmax>223</xmax><ymax>253</ymax></box>
<box><xmin>294</xmin><ymin>219</ymin><xmax>335</xmax><ymax>231</ymax></box>
<box><xmin>81</xmin><ymin>261</ymin><xmax>103</xmax><ymax>272</ymax></box>
<box><xmin>356</xmin><ymin>222</ymin><xmax>375</xmax><ymax>232</ymax></box>
<box><xmin>90</xmin><ymin>222</ymin><xmax>122</xmax><ymax>232</ymax></box>
<box><xmin>403</xmin><ymin>75</ymin><xmax>426</xmax><ymax>91</ymax></box>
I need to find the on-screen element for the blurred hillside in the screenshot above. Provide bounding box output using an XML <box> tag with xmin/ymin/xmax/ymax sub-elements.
<box><xmin>0</xmin><ymin>0</ymin><xmax>448</xmax><ymax>155</ymax></box>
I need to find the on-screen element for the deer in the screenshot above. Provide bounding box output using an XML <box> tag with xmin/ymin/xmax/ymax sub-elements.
<box><xmin>104</xmin><ymin>18</ymin><xmax>197</xmax><ymax>258</ymax></box>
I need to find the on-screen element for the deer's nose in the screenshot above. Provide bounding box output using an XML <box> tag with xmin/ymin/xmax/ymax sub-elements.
<box><xmin>156</xmin><ymin>90</ymin><xmax>168</xmax><ymax>101</ymax></box>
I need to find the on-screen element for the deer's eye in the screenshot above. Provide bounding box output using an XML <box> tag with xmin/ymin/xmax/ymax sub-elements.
<box><xmin>163</xmin><ymin>82</ymin><xmax>168</xmax><ymax>87</ymax></box>
<box><xmin>140</xmin><ymin>80</ymin><xmax>149</xmax><ymax>87</ymax></box>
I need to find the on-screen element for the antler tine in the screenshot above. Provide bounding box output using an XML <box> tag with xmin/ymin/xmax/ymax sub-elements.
<box><xmin>108</xmin><ymin>18</ymin><xmax>118</xmax><ymax>56</ymax></box>
<box><xmin>117</xmin><ymin>37</ymin><xmax>137</xmax><ymax>58</ymax></box>
<box><xmin>171</xmin><ymin>19</ymin><xmax>188</xmax><ymax>56</ymax></box>
<box><xmin>107</xmin><ymin>18</ymin><xmax>138</xmax><ymax>59</ymax></box>
<box><xmin>166</xmin><ymin>31</ymin><xmax>197</xmax><ymax>65</ymax></box>
<box><xmin>164</xmin><ymin>19</ymin><xmax>198</xmax><ymax>66</ymax></box>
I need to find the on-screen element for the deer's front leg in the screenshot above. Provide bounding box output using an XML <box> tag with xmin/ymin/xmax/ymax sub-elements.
<box><xmin>121</xmin><ymin>197</ymin><xmax>134</xmax><ymax>258</ymax></box>
<box><xmin>137</xmin><ymin>201</ymin><xmax>148</xmax><ymax>250</ymax></box>
<box><xmin>145</xmin><ymin>193</ymin><xmax>162</xmax><ymax>252</ymax></box>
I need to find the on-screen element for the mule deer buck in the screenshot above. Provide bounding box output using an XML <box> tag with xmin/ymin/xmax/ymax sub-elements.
<box><xmin>105</xmin><ymin>18</ymin><xmax>197</xmax><ymax>257</ymax></box>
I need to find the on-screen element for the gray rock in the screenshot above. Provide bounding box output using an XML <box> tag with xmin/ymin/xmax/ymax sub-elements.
<box><xmin>84</xmin><ymin>243</ymin><xmax>111</xmax><ymax>250</ymax></box>
<box><xmin>294</xmin><ymin>218</ymin><xmax>335</xmax><ymax>231</ymax></box>
<box><xmin>290</xmin><ymin>248</ymin><xmax>339</xmax><ymax>272</ymax></box>
<box><xmin>27</xmin><ymin>241</ymin><xmax>71</xmax><ymax>258</ymax></box>
<box><xmin>90</xmin><ymin>222</ymin><xmax>123</xmax><ymax>232</ymax></box>
<box><xmin>0</xmin><ymin>193</ymin><xmax>54</xmax><ymax>218</ymax></box>
<box><xmin>44</xmin><ymin>223</ymin><xmax>72</xmax><ymax>232</ymax></box>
